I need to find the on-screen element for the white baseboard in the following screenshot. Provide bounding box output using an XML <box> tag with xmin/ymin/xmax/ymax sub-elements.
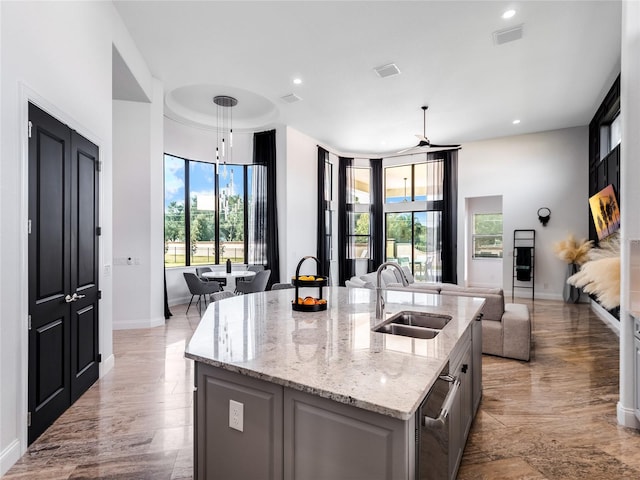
<box><xmin>112</xmin><ymin>315</ymin><xmax>165</xmax><ymax>330</ymax></box>
<box><xmin>168</xmin><ymin>295</ymin><xmax>191</xmax><ymax>307</ymax></box>
<box><xmin>510</xmin><ymin>291</ymin><xmax>563</xmax><ymax>301</ymax></box>
<box><xmin>591</xmin><ymin>300</ymin><xmax>620</xmax><ymax>336</ymax></box>
<box><xmin>99</xmin><ymin>353</ymin><xmax>115</xmax><ymax>378</ymax></box>
<box><xmin>1</xmin><ymin>439</ymin><xmax>21</xmax><ymax>477</ymax></box>
<box><xmin>617</xmin><ymin>401</ymin><xmax>640</xmax><ymax>429</ymax></box>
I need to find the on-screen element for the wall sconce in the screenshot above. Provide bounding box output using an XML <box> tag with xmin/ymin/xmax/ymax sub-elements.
<box><xmin>537</xmin><ymin>207</ymin><xmax>551</xmax><ymax>226</ymax></box>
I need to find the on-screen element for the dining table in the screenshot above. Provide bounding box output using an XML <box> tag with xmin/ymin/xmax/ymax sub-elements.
<box><xmin>201</xmin><ymin>269</ymin><xmax>256</xmax><ymax>290</ymax></box>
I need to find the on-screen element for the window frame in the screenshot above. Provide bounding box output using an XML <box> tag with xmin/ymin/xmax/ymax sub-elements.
<box><xmin>164</xmin><ymin>153</ymin><xmax>253</xmax><ymax>268</ymax></box>
<box><xmin>346</xmin><ymin>165</ymin><xmax>372</xmax><ymax>260</ymax></box>
<box><xmin>471</xmin><ymin>213</ymin><xmax>503</xmax><ymax>259</ymax></box>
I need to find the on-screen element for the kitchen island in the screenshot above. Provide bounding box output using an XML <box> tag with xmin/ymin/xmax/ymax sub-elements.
<box><xmin>185</xmin><ymin>286</ymin><xmax>484</xmax><ymax>480</ymax></box>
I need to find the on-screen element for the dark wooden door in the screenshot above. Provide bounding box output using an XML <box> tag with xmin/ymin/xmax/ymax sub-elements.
<box><xmin>28</xmin><ymin>103</ymin><xmax>100</xmax><ymax>443</ymax></box>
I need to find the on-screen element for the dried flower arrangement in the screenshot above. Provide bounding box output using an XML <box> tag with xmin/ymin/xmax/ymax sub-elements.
<box><xmin>567</xmin><ymin>235</ymin><xmax>620</xmax><ymax>310</ymax></box>
<box><xmin>553</xmin><ymin>234</ymin><xmax>593</xmax><ymax>265</ymax></box>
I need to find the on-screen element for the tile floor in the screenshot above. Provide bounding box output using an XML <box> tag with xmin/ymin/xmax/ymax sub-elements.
<box><xmin>3</xmin><ymin>298</ymin><xmax>640</xmax><ymax>479</ymax></box>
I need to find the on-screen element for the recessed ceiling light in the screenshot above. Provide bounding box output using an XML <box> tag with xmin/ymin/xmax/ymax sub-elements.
<box><xmin>293</xmin><ymin>78</ymin><xmax>302</xmax><ymax>85</ymax></box>
<box><xmin>512</xmin><ymin>119</ymin><xmax>521</xmax><ymax>125</ymax></box>
<box><xmin>502</xmin><ymin>9</ymin><xmax>516</xmax><ymax>19</ymax></box>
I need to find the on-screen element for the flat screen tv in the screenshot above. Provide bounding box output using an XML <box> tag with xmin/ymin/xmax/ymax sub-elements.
<box><xmin>589</xmin><ymin>184</ymin><xmax>620</xmax><ymax>240</ymax></box>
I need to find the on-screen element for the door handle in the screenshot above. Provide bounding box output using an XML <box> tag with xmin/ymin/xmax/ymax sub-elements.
<box><xmin>64</xmin><ymin>293</ymin><xmax>86</xmax><ymax>303</ymax></box>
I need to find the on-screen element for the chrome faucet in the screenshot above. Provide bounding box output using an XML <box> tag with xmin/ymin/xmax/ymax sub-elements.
<box><xmin>375</xmin><ymin>262</ymin><xmax>410</xmax><ymax>319</ymax></box>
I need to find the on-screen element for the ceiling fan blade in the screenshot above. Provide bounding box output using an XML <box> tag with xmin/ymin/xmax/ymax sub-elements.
<box><xmin>427</xmin><ymin>143</ymin><xmax>461</xmax><ymax>149</ymax></box>
<box><xmin>397</xmin><ymin>145</ymin><xmax>419</xmax><ymax>154</ymax></box>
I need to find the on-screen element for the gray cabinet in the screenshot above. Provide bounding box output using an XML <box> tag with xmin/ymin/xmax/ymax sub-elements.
<box><xmin>447</xmin><ymin>330</ymin><xmax>473</xmax><ymax>478</ymax></box>
<box><xmin>471</xmin><ymin>315</ymin><xmax>483</xmax><ymax>414</ymax></box>
<box><xmin>193</xmin><ymin>322</ymin><xmax>480</xmax><ymax>480</ymax></box>
<box><xmin>283</xmin><ymin>389</ymin><xmax>413</xmax><ymax>480</ymax></box>
<box><xmin>195</xmin><ymin>363</ymin><xmax>283</xmax><ymax>480</ymax></box>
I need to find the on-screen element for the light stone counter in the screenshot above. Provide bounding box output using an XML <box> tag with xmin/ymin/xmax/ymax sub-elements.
<box><xmin>185</xmin><ymin>286</ymin><xmax>484</xmax><ymax>420</ymax></box>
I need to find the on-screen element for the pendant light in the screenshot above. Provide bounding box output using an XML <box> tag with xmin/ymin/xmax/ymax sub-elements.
<box><xmin>213</xmin><ymin>95</ymin><xmax>238</xmax><ymax>175</ymax></box>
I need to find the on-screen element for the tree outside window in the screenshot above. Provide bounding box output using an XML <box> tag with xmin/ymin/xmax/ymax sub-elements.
<box><xmin>472</xmin><ymin>213</ymin><xmax>503</xmax><ymax>258</ymax></box>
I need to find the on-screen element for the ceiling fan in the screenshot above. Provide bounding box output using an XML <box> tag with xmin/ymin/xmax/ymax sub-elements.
<box><xmin>398</xmin><ymin>106</ymin><xmax>460</xmax><ymax>154</ymax></box>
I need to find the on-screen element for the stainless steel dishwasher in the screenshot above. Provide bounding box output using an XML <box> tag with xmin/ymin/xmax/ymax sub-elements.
<box><xmin>415</xmin><ymin>361</ymin><xmax>464</xmax><ymax>480</ymax></box>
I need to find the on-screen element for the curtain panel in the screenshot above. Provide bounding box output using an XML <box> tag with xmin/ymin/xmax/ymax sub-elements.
<box><xmin>432</xmin><ymin>149</ymin><xmax>458</xmax><ymax>284</ymax></box>
<box><xmin>250</xmin><ymin>130</ymin><xmax>280</xmax><ymax>288</ymax></box>
<box><xmin>369</xmin><ymin>158</ymin><xmax>384</xmax><ymax>273</ymax></box>
<box><xmin>316</xmin><ymin>147</ymin><xmax>330</xmax><ymax>279</ymax></box>
<box><xmin>338</xmin><ymin>156</ymin><xmax>355</xmax><ymax>285</ymax></box>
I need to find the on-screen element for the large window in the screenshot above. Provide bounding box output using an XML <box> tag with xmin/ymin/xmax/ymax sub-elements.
<box><xmin>472</xmin><ymin>213</ymin><xmax>503</xmax><ymax>258</ymax></box>
<box><xmin>384</xmin><ymin>160</ymin><xmax>444</xmax><ymax>281</ymax></box>
<box><xmin>164</xmin><ymin>154</ymin><xmax>252</xmax><ymax>267</ymax></box>
<box><xmin>347</xmin><ymin>166</ymin><xmax>371</xmax><ymax>259</ymax></box>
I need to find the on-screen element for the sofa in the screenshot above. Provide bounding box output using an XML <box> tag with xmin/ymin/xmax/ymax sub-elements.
<box><xmin>346</xmin><ymin>267</ymin><xmax>531</xmax><ymax>361</ymax></box>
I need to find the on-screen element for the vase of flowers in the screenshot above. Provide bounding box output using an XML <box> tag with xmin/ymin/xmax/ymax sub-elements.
<box><xmin>553</xmin><ymin>234</ymin><xmax>593</xmax><ymax>303</ymax></box>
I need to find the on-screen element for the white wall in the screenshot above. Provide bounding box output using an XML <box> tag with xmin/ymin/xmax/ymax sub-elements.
<box><xmin>458</xmin><ymin>127</ymin><xmax>589</xmax><ymax>300</ymax></box>
<box><xmin>0</xmin><ymin>1</ymin><xmax>152</xmax><ymax>473</ymax></box>
<box><xmin>618</xmin><ymin>0</ymin><xmax>640</xmax><ymax>429</ymax></box>
<box><xmin>282</xmin><ymin>127</ymin><xmax>319</xmax><ymax>280</ymax></box>
<box><xmin>465</xmin><ymin>195</ymin><xmax>503</xmax><ymax>288</ymax></box>
<box><xmin>112</xmin><ymin>79</ymin><xmax>164</xmax><ymax>329</ymax></box>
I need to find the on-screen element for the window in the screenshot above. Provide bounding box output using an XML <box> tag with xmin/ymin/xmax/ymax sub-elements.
<box><xmin>384</xmin><ymin>165</ymin><xmax>412</xmax><ymax>203</ymax></box>
<box><xmin>599</xmin><ymin>112</ymin><xmax>621</xmax><ymax>159</ymax></box>
<box><xmin>472</xmin><ymin>213</ymin><xmax>503</xmax><ymax>258</ymax></box>
<box><xmin>346</xmin><ymin>166</ymin><xmax>371</xmax><ymax>259</ymax></box>
<box><xmin>348</xmin><ymin>167</ymin><xmax>370</xmax><ymax>204</ymax></box>
<box><xmin>164</xmin><ymin>154</ymin><xmax>252</xmax><ymax>267</ymax></box>
<box><xmin>385</xmin><ymin>211</ymin><xmax>441</xmax><ymax>282</ymax></box>
<box><xmin>384</xmin><ymin>159</ymin><xmax>445</xmax><ymax>281</ymax></box>
<box><xmin>164</xmin><ymin>156</ymin><xmax>186</xmax><ymax>266</ymax></box>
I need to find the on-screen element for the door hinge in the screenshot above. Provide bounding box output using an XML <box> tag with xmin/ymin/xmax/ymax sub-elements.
<box><xmin>96</xmin><ymin>161</ymin><xmax>102</xmax><ymax>172</ymax></box>
<box><xmin>28</xmin><ymin>219</ymin><xmax>32</xmax><ymax>235</ymax></box>
<box><xmin>97</xmin><ymin>353</ymin><xmax>102</xmax><ymax>363</ymax></box>
<box><xmin>28</xmin><ymin>315</ymin><xmax>31</xmax><ymax>331</ymax></box>
<box><xmin>28</xmin><ymin>121</ymin><xmax>32</xmax><ymax>139</ymax></box>
<box><xmin>97</xmin><ymin>290</ymin><xmax>102</xmax><ymax>300</ymax></box>
<box><xmin>27</xmin><ymin>412</ymin><xmax>31</xmax><ymax>427</ymax></box>
<box><xmin>96</xmin><ymin>226</ymin><xmax>102</xmax><ymax>236</ymax></box>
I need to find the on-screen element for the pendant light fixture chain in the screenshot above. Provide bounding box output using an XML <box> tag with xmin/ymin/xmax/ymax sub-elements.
<box><xmin>213</xmin><ymin>95</ymin><xmax>238</xmax><ymax>172</ymax></box>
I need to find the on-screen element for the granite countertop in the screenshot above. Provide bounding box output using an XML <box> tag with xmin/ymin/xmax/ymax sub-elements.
<box><xmin>185</xmin><ymin>286</ymin><xmax>484</xmax><ymax>420</ymax></box>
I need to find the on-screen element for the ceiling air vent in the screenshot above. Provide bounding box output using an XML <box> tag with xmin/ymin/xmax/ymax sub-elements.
<box><xmin>493</xmin><ymin>24</ymin><xmax>524</xmax><ymax>45</ymax></box>
<box><xmin>374</xmin><ymin>63</ymin><xmax>401</xmax><ymax>78</ymax></box>
<box><xmin>281</xmin><ymin>93</ymin><xmax>302</xmax><ymax>104</ymax></box>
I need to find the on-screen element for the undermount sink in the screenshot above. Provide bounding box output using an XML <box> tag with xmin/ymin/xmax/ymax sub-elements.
<box><xmin>373</xmin><ymin>311</ymin><xmax>452</xmax><ymax>339</ymax></box>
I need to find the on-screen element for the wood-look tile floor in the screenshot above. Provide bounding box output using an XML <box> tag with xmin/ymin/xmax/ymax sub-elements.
<box><xmin>3</xmin><ymin>299</ymin><xmax>640</xmax><ymax>479</ymax></box>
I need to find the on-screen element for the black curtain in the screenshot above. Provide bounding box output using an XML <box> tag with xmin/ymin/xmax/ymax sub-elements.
<box><xmin>250</xmin><ymin>130</ymin><xmax>280</xmax><ymax>288</ymax></box>
<box><xmin>338</xmin><ymin>156</ymin><xmax>354</xmax><ymax>285</ymax></box>
<box><xmin>436</xmin><ymin>149</ymin><xmax>458</xmax><ymax>284</ymax></box>
<box><xmin>369</xmin><ymin>158</ymin><xmax>384</xmax><ymax>272</ymax></box>
<box><xmin>316</xmin><ymin>147</ymin><xmax>330</xmax><ymax>279</ymax></box>
<box><xmin>164</xmin><ymin>270</ymin><xmax>172</xmax><ymax>319</ymax></box>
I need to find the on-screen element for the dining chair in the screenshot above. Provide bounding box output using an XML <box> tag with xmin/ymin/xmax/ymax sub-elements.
<box><xmin>211</xmin><ymin>291</ymin><xmax>236</xmax><ymax>302</ymax></box>
<box><xmin>183</xmin><ymin>272</ymin><xmax>221</xmax><ymax>314</ymax></box>
<box><xmin>195</xmin><ymin>266</ymin><xmax>226</xmax><ymax>287</ymax></box>
<box><xmin>271</xmin><ymin>282</ymin><xmax>294</xmax><ymax>290</ymax></box>
<box><xmin>235</xmin><ymin>269</ymin><xmax>271</xmax><ymax>294</ymax></box>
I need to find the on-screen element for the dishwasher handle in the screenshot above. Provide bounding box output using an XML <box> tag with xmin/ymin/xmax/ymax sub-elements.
<box><xmin>422</xmin><ymin>377</ymin><xmax>461</xmax><ymax>430</ymax></box>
